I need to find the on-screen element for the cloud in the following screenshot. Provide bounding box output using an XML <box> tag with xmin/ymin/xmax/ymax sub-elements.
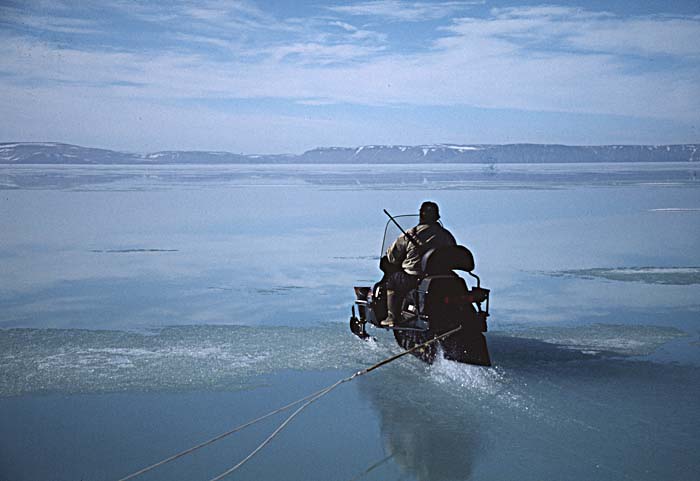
<box><xmin>264</xmin><ymin>41</ymin><xmax>386</xmax><ymax>65</ymax></box>
<box><xmin>177</xmin><ymin>0</ymin><xmax>284</xmax><ymax>30</ymax></box>
<box><xmin>110</xmin><ymin>0</ymin><xmax>276</xmax><ymax>28</ymax></box>
<box><xmin>0</xmin><ymin>81</ymin><xmax>344</xmax><ymax>153</ymax></box>
<box><xmin>0</xmin><ymin>4</ymin><xmax>101</xmax><ymax>34</ymax></box>
<box><xmin>492</xmin><ymin>5</ymin><xmax>614</xmax><ymax>20</ymax></box>
<box><xmin>326</xmin><ymin>1</ymin><xmax>482</xmax><ymax>22</ymax></box>
<box><xmin>488</xmin><ymin>6</ymin><xmax>700</xmax><ymax>57</ymax></box>
<box><xmin>171</xmin><ymin>33</ymin><xmax>242</xmax><ymax>51</ymax></box>
<box><xmin>419</xmin><ymin>8</ymin><xmax>700</xmax><ymax>118</ymax></box>
<box><xmin>327</xmin><ymin>20</ymin><xmax>388</xmax><ymax>43</ymax></box>
<box><xmin>0</xmin><ymin>2</ymin><xmax>698</xmax><ymax>150</ymax></box>
<box><xmin>569</xmin><ymin>16</ymin><xmax>700</xmax><ymax>57</ymax></box>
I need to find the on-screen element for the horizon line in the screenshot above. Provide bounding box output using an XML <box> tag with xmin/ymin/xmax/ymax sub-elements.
<box><xmin>2</xmin><ymin>140</ymin><xmax>699</xmax><ymax>157</ymax></box>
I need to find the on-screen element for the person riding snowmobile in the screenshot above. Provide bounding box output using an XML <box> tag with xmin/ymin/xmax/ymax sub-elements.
<box><xmin>381</xmin><ymin>201</ymin><xmax>456</xmax><ymax>327</ymax></box>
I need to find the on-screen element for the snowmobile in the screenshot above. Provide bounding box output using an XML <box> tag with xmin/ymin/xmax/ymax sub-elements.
<box><xmin>350</xmin><ymin>211</ymin><xmax>491</xmax><ymax>366</ymax></box>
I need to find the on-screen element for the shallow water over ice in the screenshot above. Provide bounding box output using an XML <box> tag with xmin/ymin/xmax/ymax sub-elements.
<box><xmin>1</xmin><ymin>163</ymin><xmax>699</xmax><ymax>480</ymax></box>
<box><xmin>0</xmin><ymin>323</ymin><xmax>688</xmax><ymax>398</ymax></box>
<box><xmin>2</xmin><ymin>323</ymin><xmax>699</xmax><ymax>481</ymax></box>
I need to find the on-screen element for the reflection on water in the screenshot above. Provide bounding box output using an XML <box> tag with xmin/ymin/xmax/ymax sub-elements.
<box><xmin>347</xmin><ymin>325</ymin><xmax>700</xmax><ymax>481</ymax></box>
<box><xmin>358</xmin><ymin>371</ymin><xmax>481</xmax><ymax>481</ymax></box>
<box><xmin>2</xmin><ymin>164</ymin><xmax>699</xmax><ymax>333</ymax></box>
<box><xmin>2</xmin><ymin>163</ymin><xmax>698</xmax><ymax>191</ymax></box>
<box><xmin>1</xmin><ymin>324</ymin><xmax>699</xmax><ymax>480</ymax></box>
<box><xmin>1</xmin><ymin>163</ymin><xmax>699</xmax><ymax>480</ymax></box>
<box><xmin>551</xmin><ymin>266</ymin><xmax>700</xmax><ymax>285</ymax></box>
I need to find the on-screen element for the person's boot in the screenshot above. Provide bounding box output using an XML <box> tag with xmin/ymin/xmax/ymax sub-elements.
<box><xmin>380</xmin><ymin>289</ymin><xmax>401</xmax><ymax>327</ymax></box>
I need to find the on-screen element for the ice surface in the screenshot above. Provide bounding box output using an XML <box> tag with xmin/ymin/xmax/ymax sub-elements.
<box><xmin>0</xmin><ymin>325</ymin><xmax>377</xmax><ymax>396</ymax></box>
<box><xmin>649</xmin><ymin>207</ymin><xmax>700</xmax><ymax>212</ymax></box>
<box><xmin>1</xmin><ymin>163</ymin><xmax>699</xmax><ymax>480</ymax></box>
<box><xmin>502</xmin><ymin>323</ymin><xmax>686</xmax><ymax>356</ymax></box>
<box><xmin>1</xmin><ymin>162</ymin><xmax>698</xmax><ymax>192</ymax></box>
<box><xmin>553</xmin><ymin>267</ymin><xmax>700</xmax><ymax>285</ymax></box>
<box><xmin>0</xmin><ymin>323</ymin><xmax>687</xmax><ymax>397</ymax></box>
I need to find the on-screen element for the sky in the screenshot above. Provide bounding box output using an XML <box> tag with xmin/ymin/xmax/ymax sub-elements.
<box><xmin>0</xmin><ymin>0</ymin><xmax>699</xmax><ymax>154</ymax></box>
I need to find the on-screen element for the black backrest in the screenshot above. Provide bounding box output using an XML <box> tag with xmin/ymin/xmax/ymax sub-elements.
<box><xmin>421</xmin><ymin>245</ymin><xmax>475</xmax><ymax>275</ymax></box>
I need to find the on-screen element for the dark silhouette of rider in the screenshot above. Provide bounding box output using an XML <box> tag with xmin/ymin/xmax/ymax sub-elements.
<box><xmin>381</xmin><ymin>201</ymin><xmax>456</xmax><ymax>327</ymax></box>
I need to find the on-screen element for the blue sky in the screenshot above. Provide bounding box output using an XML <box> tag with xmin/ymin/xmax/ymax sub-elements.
<box><xmin>0</xmin><ymin>0</ymin><xmax>698</xmax><ymax>153</ymax></box>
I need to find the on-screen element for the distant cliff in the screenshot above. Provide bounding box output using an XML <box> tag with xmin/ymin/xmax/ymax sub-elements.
<box><xmin>1</xmin><ymin>142</ymin><xmax>698</xmax><ymax>164</ymax></box>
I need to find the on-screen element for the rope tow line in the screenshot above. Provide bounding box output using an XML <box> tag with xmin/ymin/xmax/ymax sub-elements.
<box><xmin>116</xmin><ymin>325</ymin><xmax>462</xmax><ymax>481</ymax></box>
<box><xmin>116</xmin><ymin>387</ymin><xmax>331</xmax><ymax>481</ymax></box>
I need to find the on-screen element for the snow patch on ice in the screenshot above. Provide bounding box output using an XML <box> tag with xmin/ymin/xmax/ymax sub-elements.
<box><xmin>649</xmin><ymin>208</ymin><xmax>700</xmax><ymax>212</ymax></box>
<box><xmin>505</xmin><ymin>324</ymin><xmax>686</xmax><ymax>357</ymax></box>
<box><xmin>552</xmin><ymin>267</ymin><xmax>700</xmax><ymax>285</ymax></box>
<box><xmin>442</xmin><ymin>145</ymin><xmax>482</xmax><ymax>152</ymax></box>
<box><xmin>0</xmin><ymin>325</ymin><xmax>372</xmax><ymax>396</ymax></box>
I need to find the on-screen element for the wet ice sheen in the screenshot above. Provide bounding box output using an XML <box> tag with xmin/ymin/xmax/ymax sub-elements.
<box><xmin>3</xmin><ymin>324</ymin><xmax>699</xmax><ymax>481</ymax></box>
<box><xmin>0</xmin><ymin>323</ymin><xmax>687</xmax><ymax>397</ymax></box>
<box><xmin>553</xmin><ymin>266</ymin><xmax>700</xmax><ymax>285</ymax></box>
<box><xmin>1</xmin><ymin>163</ymin><xmax>699</xmax><ymax>480</ymax></box>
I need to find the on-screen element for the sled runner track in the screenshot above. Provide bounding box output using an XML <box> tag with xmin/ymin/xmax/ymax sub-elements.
<box><xmin>116</xmin><ymin>326</ymin><xmax>462</xmax><ymax>481</ymax></box>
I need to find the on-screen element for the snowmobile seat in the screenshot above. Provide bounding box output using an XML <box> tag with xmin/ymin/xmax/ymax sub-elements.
<box><xmin>421</xmin><ymin>245</ymin><xmax>475</xmax><ymax>276</ymax></box>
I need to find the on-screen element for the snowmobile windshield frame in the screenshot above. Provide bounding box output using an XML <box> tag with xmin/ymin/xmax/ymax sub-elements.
<box><xmin>380</xmin><ymin>214</ymin><xmax>443</xmax><ymax>256</ymax></box>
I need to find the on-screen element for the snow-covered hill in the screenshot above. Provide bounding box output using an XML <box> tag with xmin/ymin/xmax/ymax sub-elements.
<box><xmin>1</xmin><ymin>142</ymin><xmax>697</xmax><ymax>164</ymax></box>
<box><xmin>298</xmin><ymin>144</ymin><xmax>699</xmax><ymax>163</ymax></box>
